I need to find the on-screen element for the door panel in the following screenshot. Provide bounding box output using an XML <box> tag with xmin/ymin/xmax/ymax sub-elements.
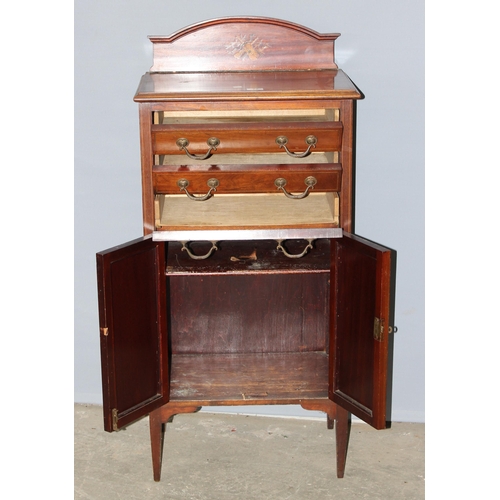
<box><xmin>330</xmin><ymin>232</ymin><xmax>392</xmax><ymax>429</ymax></box>
<box><xmin>97</xmin><ymin>236</ymin><xmax>169</xmax><ymax>431</ymax></box>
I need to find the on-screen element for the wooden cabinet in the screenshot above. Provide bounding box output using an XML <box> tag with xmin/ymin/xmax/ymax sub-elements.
<box><xmin>97</xmin><ymin>17</ymin><xmax>394</xmax><ymax>482</ymax></box>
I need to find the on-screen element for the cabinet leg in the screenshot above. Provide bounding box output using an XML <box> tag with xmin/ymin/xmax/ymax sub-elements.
<box><xmin>149</xmin><ymin>402</ymin><xmax>202</xmax><ymax>482</ymax></box>
<box><xmin>327</xmin><ymin>413</ymin><xmax>334</xmax><ymax>430</ymax></box>
<box><xmin>335</xmin><ymin>405</ymin><xmax>351</xmax><ymax>478</ymax></box>
<box><xmin>149</xmin><ymin>408</ymin><xmax>163</xmax><ymax>482</ymax></box>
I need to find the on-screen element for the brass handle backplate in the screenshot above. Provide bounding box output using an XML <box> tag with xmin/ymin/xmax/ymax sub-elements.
<box><xmin>176</xmin><ymin>137</ymin><xmax>220</xmax><ymax>160</ymax></box>
<box><xmin>275</xmin><ymin>135</ymin><xmax>317</xmax><ymax>158</ymax></box>
<box><xmin>274</xmin><ymin>176</ymin><xmax>317</xmax><ymax>199</ymax></box>
<box><xmin>177</xmin><ymin>178</ymin><xmax>219</xmax><ymax>201</ymax></box>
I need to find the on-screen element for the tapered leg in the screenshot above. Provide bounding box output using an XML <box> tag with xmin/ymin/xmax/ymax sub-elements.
<box><xmin>335</xmin><ymin>405</ymin><xmax>350</xmax><ymax>478</ymax></box>
<box><xmin>149</xmin><ymin>403</ymin><xmax>202</xmax><ymax>482</ymax></box>
<box><xmin>149</xmin><ymin>408</ymin><xmax>163</xmax><ymax>482</ymax></box>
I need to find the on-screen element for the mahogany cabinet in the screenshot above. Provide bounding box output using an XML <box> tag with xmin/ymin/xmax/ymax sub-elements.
<box><xmin>96</xmin><ymin>17</ymin><xmax>394</xmax><ymax>482</ymax></box>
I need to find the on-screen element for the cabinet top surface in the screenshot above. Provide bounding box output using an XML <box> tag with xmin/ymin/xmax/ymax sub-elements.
<box><xmin>134</xmin><ymin>70</ymin><xmax>361</xmax><ymax>102</ymax></box>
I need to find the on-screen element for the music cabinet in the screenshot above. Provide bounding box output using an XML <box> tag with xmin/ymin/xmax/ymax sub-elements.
<box><xmin>97</xmin><ymin>17</ymin><xmax>394</xmax><ymax>481</ymax></box>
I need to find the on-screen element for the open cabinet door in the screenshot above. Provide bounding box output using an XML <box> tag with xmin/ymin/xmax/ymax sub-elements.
<box><xmin>330</xmin><ymin>232</ymin><xmax>392</xmax><ymax>430</ymax></box>
<box><xmin>97</xmin><ymin>236</ymin><xmax>169</xmax><ymax>432</ymax></box>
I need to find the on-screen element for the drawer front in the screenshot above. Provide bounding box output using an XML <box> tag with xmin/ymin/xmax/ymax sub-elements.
<box><xmin>152</xmin><ymin>121</ymin><xmax>343</xmax><ymax>156</ymax></box>
<box><xmin>153</xmin><ymin>165</ymin><xmax>342</xmax><ymax>194</ymax></box>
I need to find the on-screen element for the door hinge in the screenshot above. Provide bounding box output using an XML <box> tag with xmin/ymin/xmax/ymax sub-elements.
<box><xmin>112</xmin><ymin>408</ymin><xmax>119</xmax><ymax>431</ymax></box>
<box><xmin>101</xmin><ymin>327</ymin><xmax>109</xmax><ymax>336</ymax></box>
<box><xmin>373</xmin><ymin>317</ymin><xmax>384</xmax><ymax>342</ymax></box>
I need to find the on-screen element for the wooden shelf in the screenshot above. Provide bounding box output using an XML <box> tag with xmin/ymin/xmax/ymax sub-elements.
<box><xmin>169</xmin><ymin>351</ymin><xmax>329</xmax><ymax>404</ymax></box>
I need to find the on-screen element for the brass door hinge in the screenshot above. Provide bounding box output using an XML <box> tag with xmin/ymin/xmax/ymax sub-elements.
<box><xmin>112</xmin><ymin>408</ymin><xmax>118</xmax><ymax>431</ymax></box>
<box><xmin>373</xmin><ymin>317</ymin><xmax>384</xmax><ymax>342</ymax></box>
<box><xmin>101</xmin><ymin>327</ymin><xmax>109</xmax><ymax>336</ymax></box>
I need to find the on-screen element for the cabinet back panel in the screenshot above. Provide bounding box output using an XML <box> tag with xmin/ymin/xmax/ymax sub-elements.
<box><xmin>169</xmin><ymin>273</ymin><xmax>329</xmax><ymax>354</ymax></box>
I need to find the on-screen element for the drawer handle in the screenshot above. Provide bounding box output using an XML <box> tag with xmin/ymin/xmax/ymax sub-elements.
<box><xmin>276</xmin><ymin>239</ymin><xmax>314</xmax><ymax>259</ymax></box>
<box><xmin>275</xmin><ymin>135</ymin><xmax>317</xmax><ymax>158</ymax></box>
<box><xmin>176</xmin><ymin>137</ymin><xmax>220</xmax><ymax>160</ymax></box>
<box><xmin>274</xmin><ymin>176</ymin><xmax>317</xmax><ymax>199</ymax></box>
<box><xmin>180</xmin><ymin>241</ymin><xmax>218</xmax><ymax>260</ymax></box>
<box><xmin>177</xmin><ymin>178</ymin><xmax>219</xmax><ymax>201</ymax></box>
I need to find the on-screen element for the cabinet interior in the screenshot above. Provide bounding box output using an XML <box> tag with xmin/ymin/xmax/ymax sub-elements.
<box><xmin>166</xmin><ymin>239</ymin><xmax>331</xmax><ymax>404</ymax></box>
<box><xmin>169</xmin><ymin>352</ymin><xmax>329</xmax><ymax>403</ymax></box>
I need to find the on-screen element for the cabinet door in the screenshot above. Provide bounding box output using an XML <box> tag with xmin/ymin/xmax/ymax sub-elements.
<box><xmin>97</xmin><ymin>236</ymin><xmax>169</xmax><ymax>432</ymax></box>
<box><xmin>330</xmin><ymin>232</ymin><xmax>392</xmax><ymax>429</ymax></box>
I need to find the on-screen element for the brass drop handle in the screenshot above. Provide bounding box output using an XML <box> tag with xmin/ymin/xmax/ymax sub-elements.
<box><xmin>180</xmin><ymin>241</ymin><xmax>218</xmax><ymax>260</ymax></box>
<box><xmin>177</xmin><ymin>178</ymin><xmax>219</xmax><ymax>201</ymax></box>
<box><xmin>275</xmin><ymin>135</ymin><xmax>317</xmax><ymax>158</ymax></box>
<box><xmin>274</xmin><ymin>176</ymin><xmax>317</xmax><ymax>199</ymax></box>
<box><xmin>176</xmin><ymin>137</ymin><xmax>220</xmax><ymax>160</ymax></box>
<box><xmin>276</xmin><ymin>239</ymin><xmax>314</xmax><ymax>259</ymax></box>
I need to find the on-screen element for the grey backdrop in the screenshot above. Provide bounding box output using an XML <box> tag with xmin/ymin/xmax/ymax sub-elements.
<box><xmin>75</xmin><ymin>0</ymin><xmax>424</xmax><ymax>423</ymax></box>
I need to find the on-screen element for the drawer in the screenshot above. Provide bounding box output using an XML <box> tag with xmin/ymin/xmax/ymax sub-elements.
<box><xmin>153</xmin><ymin>164</ymin><xmax>342</xmax><ymax>194</ymax></box>
<box><xmin>165</xmin><ymin>239</ymin><xmax>332</xmax><ymax>274</ymax></box>
<box><xmin>153</xmin><ymin>192</ymin><xmax>340</xmax><ymax>242</ymax></box>
<box><xmin>151</xmin><ymin>121</ymin><xmax>343</xmax><ymax>156</ymax></box>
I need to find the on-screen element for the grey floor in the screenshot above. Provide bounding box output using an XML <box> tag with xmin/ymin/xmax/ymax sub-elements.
<box><xmin>75</xmin><ymin>404</ymin><xmax>424</xmax><ymax>499</ymax></box>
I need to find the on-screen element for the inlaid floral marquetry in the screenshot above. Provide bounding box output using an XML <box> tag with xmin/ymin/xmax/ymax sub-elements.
<box><xmin>225</xmin><ymin>34</ymin><xmax>270</xmax><ymax>60</ymax></box>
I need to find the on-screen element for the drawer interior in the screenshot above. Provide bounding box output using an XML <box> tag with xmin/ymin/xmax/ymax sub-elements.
<box><xmin>154</xmin><ymin>151</ymin><xmax>337</xmax><ymax>166</ymax></box>
<box><xmin>154</xmin><ymin>192</ymin><xmax>339</xmax><ymax>231</ymax></box>
<box><xmin>153</xmin><ymin>108</ymin><xmax>340</xmax><ymax>124</ymax></box>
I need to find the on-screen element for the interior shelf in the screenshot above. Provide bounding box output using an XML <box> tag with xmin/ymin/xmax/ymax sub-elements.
<box><xmin>169</xmin><ymin>351</ymin><xmax>329</xmax><ymax>404</ymax></box>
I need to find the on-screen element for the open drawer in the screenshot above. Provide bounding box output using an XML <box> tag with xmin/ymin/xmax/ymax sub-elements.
<box><xmin>153</xmin><ymin>161</ymin><xmax>342</xmax><ymax>194</ymax></box>
<box><xmin>152</xmin><ymin>120</ymin><xmax>342</xmax><ymax>156</ymax></box>
<box><xmin>153</xmin><ymin>191</ymin><xmax>341</xmax><ymax>248</ymax></box>
<box><xmin>152</xmin><ymin>108</ymin><xmax>342</xmax><ymax>164</ymax></box>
